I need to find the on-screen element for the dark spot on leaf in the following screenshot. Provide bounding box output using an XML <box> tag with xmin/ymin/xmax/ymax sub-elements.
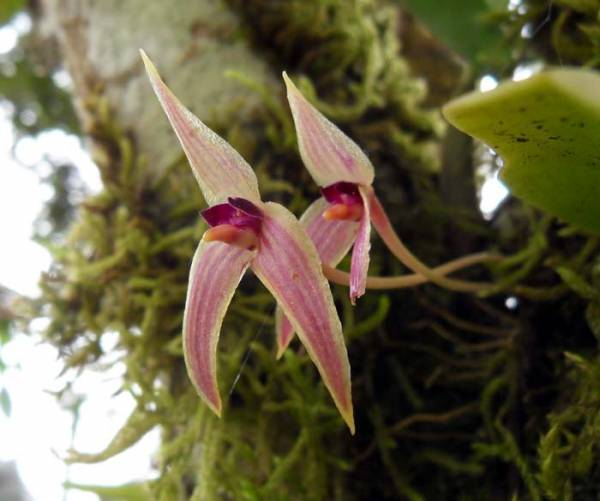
<box><xmin>516</xmin><ymin>137</ymin><xmax>529</xmax><ymax>143</ymax></box>
<box><xmin>548</xmin><ymin>136</ymin><xmax>560</xmax><ymax>140</ymax></box>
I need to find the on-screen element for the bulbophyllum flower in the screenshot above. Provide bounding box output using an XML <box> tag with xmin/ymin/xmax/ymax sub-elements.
<box><xmin>283</xmin><ymin>73</ymin><xmax>375</xmax><ymax>304</ymax></box>
<box><xmin>283</xmin><ymin>73</ymin><xmax>491</xmax><ymax>294</ymax></box>
<box><xmin>277</xmin><ymin>73</ymin><xmax>494</xmax><ymax>354</ymax></box>
<box><xmin>141</xmin><ymin>51</ymin><xmax>354</xmax><ymax>433</ymax></box>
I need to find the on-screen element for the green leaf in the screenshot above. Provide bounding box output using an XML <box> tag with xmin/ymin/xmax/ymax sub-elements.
<box><xmin>0</xmin><ymin>0</ymin><xmax>24</xmax><ymax>23</ymax></box>
<box><xmin>443</xmin><ymin>69</ymin><xmax>600</xmax><ymax>232</ymax></box>
<box><xmin>398</xmin><ymin>0</ymin><xmax>508</xmax><ymax>65</ymax></box>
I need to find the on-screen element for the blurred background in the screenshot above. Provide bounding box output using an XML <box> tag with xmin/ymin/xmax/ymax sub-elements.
<box><xmin>0</xmin><ymin>7</ymin><xmax>159</xmax><ymax>501</ymax></box>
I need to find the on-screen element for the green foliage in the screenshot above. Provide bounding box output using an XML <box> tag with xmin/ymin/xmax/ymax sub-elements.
<box><xmin>496</xmin><ymin>0</ymin><xmax>600</xmax><ymax>68</ymax></box>
<box><xmin>398</xmin><ymin>0</ymin><xmax>510</xmax><ymax>66</ymax></box>
<box><xmin>0</xmin><ymin>0</ymin><xmax>24</xmax><ymax>23</ymax></box>
<box><xmin>0</xmin><ymin>56</ymin><xmax>79</xmax><ymax>135</ymax></box>
<box><xmin>537</xmin><ymin>353</ymin><xmax>600</xmax><ymax>500</ymax></box>
<box><xmin>444</xmin><ymin>69</ymin><xmax>600</xmax><ymax>232</ymax></box>
<box><xmin>0</xmin><ymin>10</ymin><xmax>79</xmax><ymax>137</ymax></box>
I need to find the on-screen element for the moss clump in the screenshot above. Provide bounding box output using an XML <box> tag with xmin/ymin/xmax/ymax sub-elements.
<box><xmin>497</xmin><ymin>0</ymin><xmax>600</xmax><ymax>68</ymax></box>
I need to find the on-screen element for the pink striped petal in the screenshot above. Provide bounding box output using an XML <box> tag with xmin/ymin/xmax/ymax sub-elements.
<box><xmin>141</xmin><ymin>51</ymin><xmax>261</xmax><ymax>206</ymax></box>
<box><xmin>252</xmin><ymin>202</ymin><xmax>355</xmax><ymax>433</ymax></box>
<box><xmin>275</xmin><ymin>307</ymin><xmax>294</xmax><ymax>359</ymax></box>
<box><xmin>349</xmin><ymin>186</ymin><xmax>372</xmax><ymax>304</ymax></box>
<box><xmin>283</xmin><ymin>73</ymin><xmax>374</xmax><ymax>188</ymax></box>
<box><xmin>302</xmin><ymin>197</ymin><xmax>360</xmax><ymax>265</ymax></box>
<box><xmin>275</xmin><ymin>197</ymin><xmax>359</xmax><ymax>356</ymax></box>
<box><xmin>183</xmin><ymin>239</ymin><xmax>256</xmax><ymax>416</ymax></box>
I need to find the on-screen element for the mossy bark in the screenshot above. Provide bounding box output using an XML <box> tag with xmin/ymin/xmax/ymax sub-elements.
<box><xmin>36</xmin><ymin>0</ymin><xmax>600</xmax><ymax>500</ymax></box>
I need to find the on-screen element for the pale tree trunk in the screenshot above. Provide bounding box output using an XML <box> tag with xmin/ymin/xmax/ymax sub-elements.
<box><xmin>41</xmin><ymin>0</ymin><xmax>276</xmax><ymax>177</ymax></box>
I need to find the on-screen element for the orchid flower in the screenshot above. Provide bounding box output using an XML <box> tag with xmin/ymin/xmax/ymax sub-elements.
<box><xmin>283</xmin><ymin>74</ymin><xmax>493</xmax><ymax>293</ymax></box>
<box><xmin>275</xmin><ymin>73</ymin><xmax>495</xmax><ymax>354</ymax></box>
<box><xmin>141</xmin><ymin>51</ymin><xmax>354</xmax><ymax>433</ymax></box>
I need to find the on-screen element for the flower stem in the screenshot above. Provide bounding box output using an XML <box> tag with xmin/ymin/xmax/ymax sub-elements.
<box><xmin>368</xmin><ymin>193</ymin><xmax>496</xmax><ymax>292</ymax></box>
<box><xmin>323</xmin><ymin>252</ymin><xmax>501</xmax><ymax>290</ymax></box>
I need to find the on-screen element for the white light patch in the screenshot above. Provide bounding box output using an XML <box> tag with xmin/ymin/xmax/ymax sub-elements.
<box><xmin>0</xmin><ymin>113</ymin><xmax>50</xmax><ymax>296</ymax></box>
<box><xmin>477</xmin><ymin>146</ymin><xmax>509</xmax><ymax>219</ymax></box>
<box><xmin>479</xmin><ymin>75</ymin><xmax>498</xmax><ymax>92</ymax></box>
<box><xmin>508</xmin><ymin>0</ymin><xmax>522</xmax><ymax>10</ymax></box>
<box><xmin>480</xmin><ymin>175</ymin><xmax>509</xmax><ymax>217</ymax></box>
<box><xmin>0</xmin><ymin>24</ymin><xmax>18</xmax><ymax>54</ymax></box>
<box><xmin>1</xmin><ymin>331</ymin><xmax>159</xmax><ymax>501</ymax></box>
<box><xmin>0</xmin><ymin>334</ymin><xmax>73</xmax><ymax>500</ymax></box>
<box><xmin>0</xmin><ymin>105</ymin><xmax>101</xmax><ymax>297</ymax></box>
<box><xmin>0</xmin><ymin>102</ymin><xmax>102</xmax><ymax>296</ymax></box>
<box><xmin>0</xmin><ymin>13</ymin><xmax>32</xmax><ymax>54</ymax></box>
<box><xmin>52</xmin><ymin>69</ymin><xmax>74</xmax><ymax>90</ymax></box>
<box><xmin>15</xmin><ymin>129</ymin><xmax>102</xmax><ymax>193</ymax></box>
<box><xmin>513</xmin><ymin>62</ymin><xmax>544</xmax><ymax>82</ymax></box>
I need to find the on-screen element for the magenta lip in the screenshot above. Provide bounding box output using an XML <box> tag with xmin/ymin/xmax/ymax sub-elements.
<box><xmin>201</xmin><ymin>198</ymin><xmax>263</xmax><ymax>234</ymax></box>
<box><xmin>321</xmin><ymin>181</ymin><xmax>362</xmax><ymax>206</ymax></box>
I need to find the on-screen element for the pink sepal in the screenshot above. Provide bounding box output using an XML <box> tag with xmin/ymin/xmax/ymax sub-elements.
<box><xmin>276</xmin><ymin>197</ymin><xmax>359</xmax><ymax>355</ymax></box>
<box><xmin>252</xmin><ymin>202</ymin><xmax>355</xmax><ymax>433</ymax></box>
<box><xmin>349</xmin><ymin>187</ymin><xmax>372</xmax><ymax>303</ymax></box>
<box><xmin>141</xmin><ymin>51</ymin><xmax>261</xmax><ymax>206</ymax></box>
<box><xmin>183</xmin><ymin>239</ymin><xmax>256</xmax><ymax>416</ymax></box>
<box><xmin>283</xmin><ymin>72</ymin><xmax>374</xmax><ymax>188</ymax></box>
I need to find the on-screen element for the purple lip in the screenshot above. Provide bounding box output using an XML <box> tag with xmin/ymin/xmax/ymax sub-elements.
<box><xmin>201</xmin><ymin>198</ymin><xmax>263</xmax><ymax>234</ymax></box>
<box><xmin>321</xmin><ymin>181</ymin><xmax>362</xmax><ymax>206</ymax></box>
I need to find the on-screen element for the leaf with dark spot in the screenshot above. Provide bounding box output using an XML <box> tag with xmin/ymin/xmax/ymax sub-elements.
<box><xmin>443</xmin><ymin>69</ymin><xmax>600</xmax><ymax>232</ymax></box>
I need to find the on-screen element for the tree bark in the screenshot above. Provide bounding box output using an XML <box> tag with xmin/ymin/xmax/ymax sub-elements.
<box><xmin>41</xmin><ymin>0</ymin><xmax>276</xmax><ymax>177</ymax></box>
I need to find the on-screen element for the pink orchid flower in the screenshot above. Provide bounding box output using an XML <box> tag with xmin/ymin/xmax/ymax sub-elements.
<box><xmin>141</xmin><ymin>52</ymin><xmax>354</xmax><ymax>433</ymax></box>
<box><xmin>283</xmin><ymin>73</ymin><xmax>375</xmax><ymax>305</ymax></box>
<box><xmin>277</xmin><ymin>73</ymin><xmax>489</xmax><ymax>355</ymax></box>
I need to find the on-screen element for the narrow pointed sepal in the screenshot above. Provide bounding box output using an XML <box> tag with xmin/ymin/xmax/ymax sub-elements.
<box><xmin>283</xmin><ymin>72</ymin><xmax>374</xmax><ymax>188</ymax></box>
<box><xmin>252</xmin><ymin>202</ymin><xmax>355</xmax><ymax>433</ymax></box>
<box><xmin>275</xmin><ymin>197</ymin><xmax>359</xmax><ymax>356</ymax></box>
<box><xmin>183</xmin><ymin>239</ymin><xmax>256</xmax><ymax>416</ymax></box>
<box><xmin>275</xmin><ymin>307</ymin><xmax>294</xmax><ymax>359</ymax></box>
<box><xmin>349</xmin><ymin>187</ymin><xmax>372</xmax><ymax>303</ymax></box>
<box><xmin>140</xmin><ymin>50</ymin><xmax>261</xmax><ymax>206</ymax></box>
